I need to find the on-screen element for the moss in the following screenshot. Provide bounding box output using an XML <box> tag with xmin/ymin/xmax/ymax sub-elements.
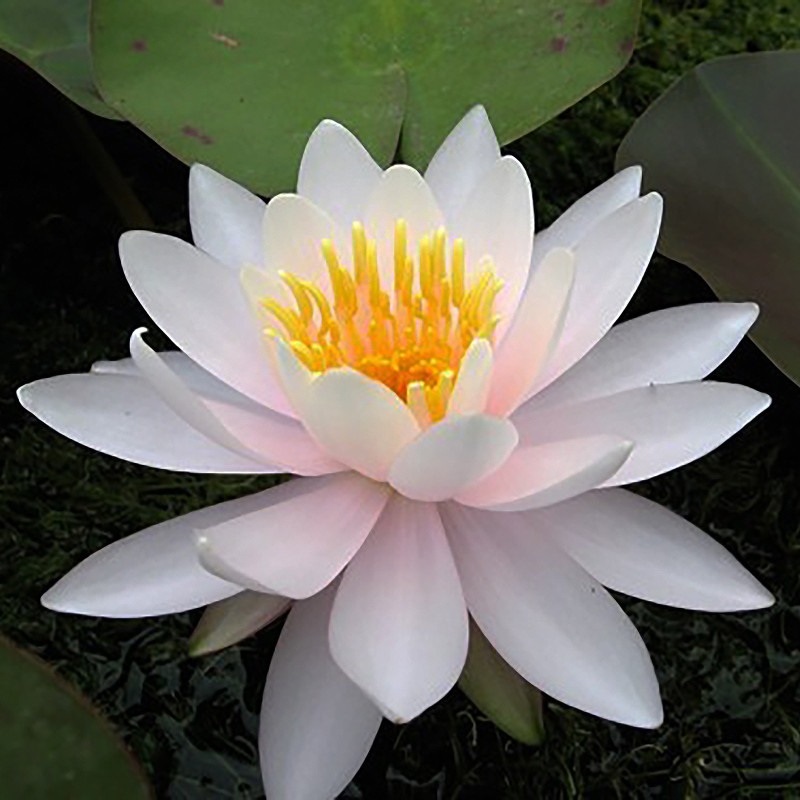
<box><xmin>2</xmin><ymin>0</ymin><xmax>799</xmax><ymax>796</ymax></box>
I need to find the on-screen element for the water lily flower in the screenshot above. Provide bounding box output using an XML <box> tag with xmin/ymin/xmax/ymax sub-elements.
<box><xmin>18</xmin><ymin>106</ymin><xmax>773</xmax><ymax>800</ymax></box>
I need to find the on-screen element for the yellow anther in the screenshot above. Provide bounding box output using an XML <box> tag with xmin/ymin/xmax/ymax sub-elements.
<box><xmin>434</xmin><ymin>227</ymin><xmax>447</xmax><ymax>282</ymax></box>
<box><xmin>419</xmin><ymin>235</ymin><xmax>433</xmax><ymax>298</ymax></box>
<box><xmin>261</xmin><ymin>299</ymin><xmax>307</xmax><ymax>342</ymax></box>
<box><xmin>367</xmin><ymin>239</ymin><xmax>381</xmax><ymax>309</ymax></box>
<box><xmin>289</xmin><ymin>340</ymin><xmax>315</xmax><ymax>370</ymax></box>
<box><xmin>301</xmin><ymin>280</ymin><xmax>333</xmax><ymax>335</ymax></box>
<box><xmin>452</xmin><ymin>238</ymin><xmax>465</xmax><ymax>307</ymax></box>
<box><xmin>352</xmin><ymin>222</ymin><xmax>367</xmax><ymax>285</ymax></box>
<box><xmin>279</xmin><ymin>271</ymin><xmax>313</xmax><ymax>325</ymax></box>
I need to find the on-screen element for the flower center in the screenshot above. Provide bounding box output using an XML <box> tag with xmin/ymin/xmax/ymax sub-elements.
<box><xmin>260</xmin><ymin>219</ymin><xmax>503</xmax><ymax>424</ymax></box>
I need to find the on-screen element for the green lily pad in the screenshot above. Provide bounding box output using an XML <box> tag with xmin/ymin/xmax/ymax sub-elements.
<box><xmin>0</xmin><ymin>0</ymin><xmax>119</xmax><ymax>118</ymax></box>
<box><xmin>616</xmin><ymin>50</ymin><xmax>800</xmax><ymax>385</ymax></box>
<box><xmin>0</xmin><ymin>634</ymin><xmax>152</xmax><ymax>798</ymax></box>
<box><xmin>91</xmin><ymin>0</ymin><xmax>641</xmax><ymax>195</ymax></box>
<box><xmin>459</xmin><ymin>618</ymin><xmax>545</xmax><ymax>745</ymax></box>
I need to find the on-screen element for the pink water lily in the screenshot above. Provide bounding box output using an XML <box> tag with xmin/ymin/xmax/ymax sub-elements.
<box><xmin>18</xmin><ymin>106</ymin><xmax>773</xmax><ymax>800</ymax></box>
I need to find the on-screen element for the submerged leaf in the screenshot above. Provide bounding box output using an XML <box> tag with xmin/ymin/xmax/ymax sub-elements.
<box><xmin>617</xmin><ymin>50</ymin><xmax>800</xmax><ymax>385</ymax></box>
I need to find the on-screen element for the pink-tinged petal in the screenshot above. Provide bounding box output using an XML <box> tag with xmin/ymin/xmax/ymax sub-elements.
<box><xmin>262</xmin><ymin>194</ymin><xmax>345</xmax><ymax>290</ymax></box>
<box><xmin>302</xmin><ymin>368</ymin><xmax>420</xmax><ymax>481</ymax></box>
<box><xmin>119</xmin><ymin>231</ymin><xmax>293</xmax><ymax>415</ymax></box>
<box><xmin>189</xmin><ymin>164</ymin><xmax>266</xmax><ymax>270</ymax></box>
<box><xmin>364</xmin><ymin>164</ymin><xmax>445</xmax><ymax>291</ymax></box>
<box><xmin>196</xmin><ymin>474</ymin><xmax>390</xmax><ymax>599</ymax></box>
<box><xmin>532</xmin><ymin>166</ymin><xmax>642</xmax><ymax>264</ymax></box>
<box><xmin>515</xmin><ymin>381</ymin><xmax>771</xmax><ymax>486</ymax></box>
<box><xmin>388</xmin><ymin>415</ymin><xmax>518</xmax><ymax>502</ymax></box>
<box><xmin>93</xmin><ymin>348</ymin><xmax>343</xmax><ymax>477</ymax></box>
<box><xmin>297</xmin><ymin>119</ymin><xmax>383</xmax><ymax>229</ymax></box>
<box><xmin>330</xmin><ymin>496</ymin><xmax>468</xmax><ymax>723</ymax></box>
<box><xmin>528</xmin><ymin>302</ymin><xmax>760</xmax><ymax>412</ymax></box>
<box><xmin>17</xmin><ymin>374</ymin><xmax>278</xmax><ymax>474</ymax></box>
<box><xmin>532</xmin><ymin>489</ymin><xmax>775</xmax><ymax>612</ymax></box>
<box><xmin>456</xmin><ymin>436</ymin><xmax>632</xmax><ymax>511</ymax></box>
<box><xmin>424</xmin><ymin>105</ymin><xmax>500</xmax><ymax>225</ymax></box>
<box><xmin>442</xmin><ymin>503</ymin><xmax>663</xmax><ymax>728</ymax></box>
<box><xmin>488</xmin><ymin>248</ymin><xmax>575</xmax><ymax>416</ymax></box>
<box><xmin>260</xmin><ymin>581</ymin><xmax>382</xmax><ymax>800</ymax></box>
<box><xmin>189</xmin><ymin>591</ymin><xmax>291</xmax><ymax>656</ymax></box>
<box><xmin>39</xmin><ymin>498</ymin><xmax>273</xmax><ymax>617</ymax></box>
<box><xmin>448</xmin><ymin>338</ymin><xmax>493</xmax><ymax>416</ymax></box>
<box><xmin>451</xmin><ymin>156</ymin><xmax>534</xmax><ymax>340</ymax></box>
<box><xmin>527</xmin><ymin>194</ymin><xmax>663</xmax><ymax>396</ymax></box>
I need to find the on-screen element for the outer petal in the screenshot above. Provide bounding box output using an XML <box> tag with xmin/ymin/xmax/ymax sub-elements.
<box><xmin>450</xmin><ymin>156</ymin><xmax>534</xmax><ymax>340</ymax></box>
<box><xmin>388</xmin><ymin>415</ymin><xmax>518</xmax><ymax>502</ymax></box>
<box><xmin>532</xmin><ymin>489</ymin><xmax>774</xmax><ymax>612</ymax></box>
<box><xmin>330</xmin><ymin>497</ymin><xmax>468</xmax><ymax>723</ymax></box>
<box><xmin>527</xmin><ymin>194</ymin><xmax>663</xmax><ymax>396</ymax></box>
<box><xmin>17</xmin><ymin>373</ymin><xmax>278</xmax><ymax>474</ymax></box>
<box><xmin>128</xmin><ymin>336</ymin><xmax>342</xmax><ymax>476</ymax></box>
<box><xmin>40</xmin><ymin>501</ymin><xmax>258</xmax><ymax>617</ymax></box>
<box><xmin>527</xmin><ymin>302</ymin><xmax>759</xmax><ymax>412</ymax></box>
<box><xmin>365</xmin><ymin>164</ymin><xmax>445</xmax><ymax>291</ymax></box>
<box><xmin>456</xmin><ymin>436</ymin><xmax>633</xmax><ymax>511</ymax></box>
<box><xmin>119</xmin><ymin>231</ymin><xmax>292</xmax><ymax>415</ymax></box>
<box><xmin>301</xmin><ymin>368</ymin><xmax>420</xmax><ymax>481</ymax></box>
<box><xmin>448</xmin><ymin>338</ymin><xmax>493</xmax><ymax>416</ymax></box>
<box><xmin>297</xmin><ymin>119</ymin><xmax>383</xmax><ymax>229</ymax></box>
<box><xmin>189</xmin><ymin>591</ymin><xmax>291</xmax><ymax>656</ymax></box>
<box><xmin>260</xmin><ymin>581</ymin><xmax>382</xmax><ymax>800</ymax></box>
<box><xmin>442</xmin><ymin>503</ymin><xmax>663</xmax><ymax>728</ymax></box>
<box><xmin>488</xmin><ymin>247</ymin><xmax>574</xmax><ymax>416</ymax></box>
<box><xmin>532</xmin><ymin>166</ymin><xmax>642</xmax><ymax>264</ymax></box>
<box><xmin>196</xmin><ymin>474</ymin><xmax>391</xmax><ymax>598</ymax></box>
<box><xmin>514</xmin><ymin>381</ymin><xmax>771</xmax><ymax>486</ymax></box>
<box><xmin>424</xmin><ymin>105</ymin><xmax>500</xmax><ymax>224</ymax></box>
<box><xmin>189</xmin><ymin>164</ymin><xmax>266</xmax><ymax>270</ymax></box>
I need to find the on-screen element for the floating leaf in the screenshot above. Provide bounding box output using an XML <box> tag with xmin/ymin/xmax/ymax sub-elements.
<box><xmin>0</xmin><ymin>0</ymin><xmax>118</xmax><ymax>118</ymax></box>
<box><xmin>459</xmin><ymin>618</ymin><xmax>545</xmax><ymax>745</ymax></box>
<box><xmin>616</xmin><ymin>50</ymin><xmax>800</xmax><ymax>385</ymax></box>
<box><xmin>91</xmin><ymin>0</ymin><xmax>641</xmax><ymax>195</ymax></box>
<box><xmin>0</xmin><ymin>634</ymin><xmax>152</xmax><ymax>798</ymax></box>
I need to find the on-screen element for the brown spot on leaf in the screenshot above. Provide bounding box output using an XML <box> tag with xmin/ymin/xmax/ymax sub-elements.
<box><xmin>212</xmin><ymin>0</ymin><xmax>224</xmax><ymax>5</ymax></box>
<box><xmin>597</xmin><ymin>0</ymin><xmax>610</xmax><ymax>6</ymax></box>
<box><xmin>553</xmin><ymin>10</ymin><xmax>565</xmax><ymax>21</ymax></box>
<box><xmin>131</xmin><ymin>40</ymin><xmax>147</xmax><ymax>52</ymax></box>
<box><xmin>211</xmin><ymin>32</ymin><xmax>240</xmax><ymax>48</ymax></box>
<box><xmin>182</xmin><ymin>125</ymin><xmax>215</xmax><ymax>145</ymax></box>
<box><xmin>550</xmin><ymin>37</ymin><xmax>567</xmax><ymax>53</ymax></box>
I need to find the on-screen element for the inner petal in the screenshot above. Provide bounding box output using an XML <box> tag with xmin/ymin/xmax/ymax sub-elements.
<box><xmin>250</xmin><ymin>219</ymin><xmax>504</xmax><ymax>426</ymax></box>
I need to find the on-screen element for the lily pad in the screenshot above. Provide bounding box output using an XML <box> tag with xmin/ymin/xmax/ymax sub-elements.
<box><xmin>459</xmin><ymin>618</ymin><xmax>545</xmax><ymax>745</ymax></box>
<box><xmin>0</xmin><ymin>0</ymin><xmax>119</xmax><ymax>118</ymax></box>
<box><xmin>616</xmin><ymin>50</ymin><xmax>800</xmax><ymax>385</ymax></box>
<box><xmin>0</xmin><ymin>635</ymin><xmax>152</xmax><ymax>798</ymax></box>
<box><xmin>91</xmin><ymin>0</ymin><xmax>641</xmax><ymax>195</ymax></box>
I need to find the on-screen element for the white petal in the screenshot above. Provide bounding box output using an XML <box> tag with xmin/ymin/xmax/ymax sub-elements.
<box><xmin>442</xmin><ymin>503</ymin><xmax>662</xmax><ymax>728</ymax></box>
<box><xmin>532</xmin><ymin>166</ymin><xmax>642</xmax><ymax>262</ymax></box>
<box><xmin>488</xmin><ymin>247</ymin><xmax>575</xmax><ymax>416</ymax></box>
<box><xmin>189</xmin><ymin>591</ymin><xmax>291</xmax><ymax>656</ymax></box>
<box><xmin>528</xmin><ymin>194</ymin><xmax>663</xmax><ymax>396</ymax></box>
<box><xmin>456</xmin><ymin>436</ymin><xmax>632</xmax><ymax>511</ymax></box>
<box><xmin>448</xmin><ymin>338</ymin><xmax>493</xmax><ymax>416</ymax></box>
<box><xmin>302</xmin><ymin>368</ymin><xmax>420</xmax><ymax>481</ymax></box>
<box><xmin>40</xmin><ymin>500</ymin><xmax>263</xmax><ymax>617</ymax></box>
<box><xmin>388</xmin><ymin>415</ymin><xmax>518</xmax><ymax>502</ymax></box>
<box><xmin>93</xmin><ymin>348</ymin><xmax>342</xmax><ymax>477</ymax></box>
<box><xmin>330</xmin><ymin>496</ymin><xmax>468</xmax><ymax>722</ymax></box>
<box><xmin>17</xmin><ymin>373</ymin><xmax>278</xmax><ymax>473</ymax></box>
<box><xmin>119</xmin><ymin>231</ymin><xmax>292</xmax><ymax>415</ymax></box>
<box><xmin>532</xmin><ymin>489</ymin><xmax>774</xmax><ymax>612</ymax></box>
<box><xmin>262</xmin><ymin>194</ymin><xmax>344</xmax><ymax>290</ymax></box>
<box><xmin>451</xmin><ymin>156</ymin><xmax>534</xmax><ymax>340</ymax></box>
<box><xmin>515</xmin><ymin>381</ymin><xmax>771</xmax><ymax>486</ymax></box>
<box><xmin>189</xmin><ymin>164</ymin><xmax>266</xmax><ymax>270</ymax></box>
<box><xmin>196</xmin><ymin>474</ymin><xmax>390</xmax><ymax>598</ymax></box>
<box><xmin>260</xmin><ymin>581</ymin><xmax>382</xmax><ymax>800</ymax></box>
<box><xmin>364</xmin><ymin>164</ymin><xmax>445</xmax><ymax>292</ymax></box>
<box><xmin>297</xmin><ymin>119</ymin><xmax>383</xmax><ymax>229</ymax></box>
<box><xmin>424</xmin><ymin>105</ymin><xmax>500</xmax><ymax>224</ymax></box>
<box><xmin>528</xmin><ymin>302</ymin><xmax>760</xmax><ymax>412</ymax></box>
